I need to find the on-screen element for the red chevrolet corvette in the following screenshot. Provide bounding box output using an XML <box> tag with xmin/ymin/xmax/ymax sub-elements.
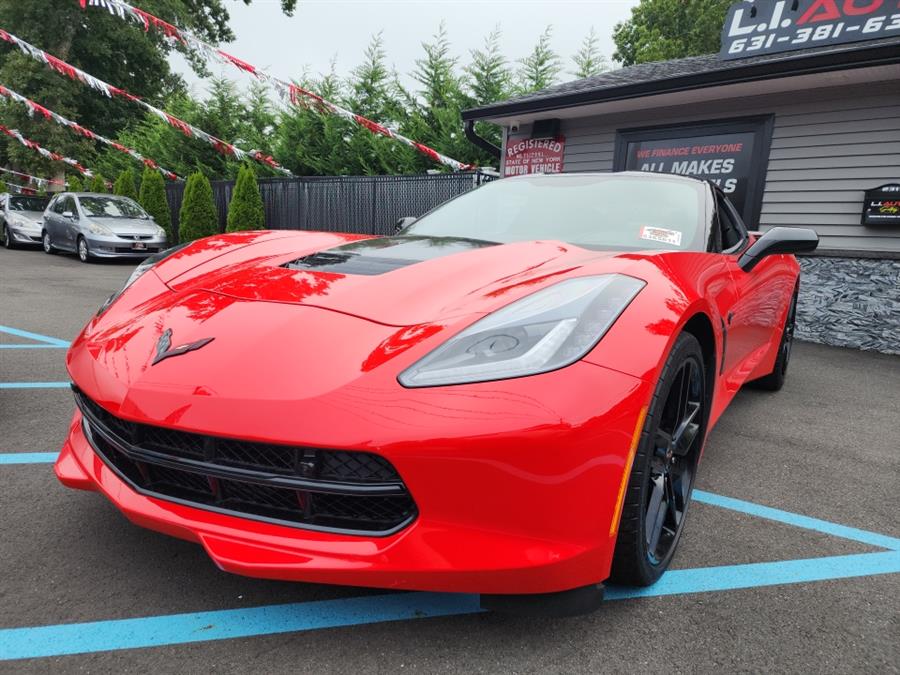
<box><xmin>56</xmin><ymin>172</ymin><xmax>817</xmax><ymax>614</ymax></box>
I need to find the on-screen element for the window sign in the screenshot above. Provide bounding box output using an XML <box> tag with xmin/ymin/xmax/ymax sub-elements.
<box><xmin>504</xmin><ymin>137</ymin><xmax>565</xmax><ymax>176</ymax></box>
<box><xmin>614</xmin><ymin>118</ymin><xmax>774</xmax><ymax>226</ymax></box>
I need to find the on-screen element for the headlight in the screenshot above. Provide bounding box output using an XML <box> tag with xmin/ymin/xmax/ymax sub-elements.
<box><xmin>154</xmin><ymin>225</ymin><xmax>166</xmax><ymax>238</ymax></box>
<box><xmin>96</xmin><ymin>242</ymin><xmax>190</xmax><ymax>316</ymax></box>
<box><xmin>87</xmin><ymin>221</ymin><xmax>114</xmax><ymax>236</ymax></box>
<box><xmin>398</xmin><ymin>274</ymin><xmax>646</xmax><ymax>387</ymax></box>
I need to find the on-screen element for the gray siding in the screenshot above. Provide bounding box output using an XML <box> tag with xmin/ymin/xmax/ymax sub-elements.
<box><xmin>503</xmin><ymin>82</ymin><xmax>900</xmax><ymax>253</ymax></box>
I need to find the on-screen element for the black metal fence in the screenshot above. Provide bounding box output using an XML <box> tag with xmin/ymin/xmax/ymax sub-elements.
<box><xmin>165</xmin><ymin>172</ymin><xmax>494</xmax><ymax>240</ymax></box>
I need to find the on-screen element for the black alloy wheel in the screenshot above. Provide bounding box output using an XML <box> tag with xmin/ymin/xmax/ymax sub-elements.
<box><xmin>752</xmin><ymin>286</ymin><xmax>798</xmax><ymax>391</ymax></box>
<box><xmin>610</xmin><ymin>332</ymin><xmax>706</xmax><ymax>586</ymax></box>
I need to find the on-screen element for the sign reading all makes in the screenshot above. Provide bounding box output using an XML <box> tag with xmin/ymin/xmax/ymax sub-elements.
<box><xmin>504</xmin><ymin>136</ymin><xmax>565</xmax><ymax>176</ymax></box>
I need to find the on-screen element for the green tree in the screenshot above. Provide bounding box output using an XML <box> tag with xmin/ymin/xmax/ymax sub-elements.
<box><xmin>67</xmin><ymin>175</ymin><xmax>84</xmax><ymax>192</ymax></box>
<box><xmin>464</xmin><ymin>27</ymin><xmax>511</xmax><ymax>155</ymax></box>
<box><xmin>114</xmin><ymin>168</ymin><xmax>139</xmax><ymax>201</ymax></box>
<box><xmin>0</xmin><ymin>180</ymin><xmax>6</xmax><ymax>194</ymax></box>
<box><xmin>572</xmin><ymin>27</ymin><xmax>609</xmax><ymax>78</ymax></box>
<box><xmin>613</xmin><ymin>0</ymin><xmax>732</xmax><ymax>66</ymax></box>
<box><xmin>178</xmin><ymin>171</ymin><xmax>218</xmax><ymax>242</ymax></box>
<box><xmin>517</xmin><ymin>26</ymin><xmax>561</xmax><ymax>93</ymax></box>
<box><xmin>89</xmin><ymin>173</ymin><xmax>108</xmax><ymax>193</ymax></box>
<box><xmin>226</xmin><ymin>165</ymin><xmax>265</xmax><ymax>232</ymax></box>
<box><xmin>138</xmin><ymin>167</ymin><xmax>173</xmax><ymax>239</ymax></box>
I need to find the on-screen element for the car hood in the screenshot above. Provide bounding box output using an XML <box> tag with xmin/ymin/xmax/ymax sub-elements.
<box><xmin>8</xmin><ymin>210</ymin><xmax>43</xmax><ymax>226</ymax></box>
<box><xmin>92</xmin><ymin>216</ymin><xmax>159</xmax><ymax>234</ymax></box>
<box><xmin>158</xmin><ymin>234</ymin><xmax>632</xmax><ymax>326</ymax></box>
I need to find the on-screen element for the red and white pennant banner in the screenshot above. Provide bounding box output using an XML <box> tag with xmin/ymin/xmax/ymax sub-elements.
<box><xmin>0</xmin><ymin>124</ymin><xmax>94</xmax><ymax>177</ymax></box>
<box><xmin>79</xmin><ymin>0</ymin><xmax>475</xmax><ymax>172</ymax></box>
<box><xmin>0</xmin><ymin>27</ymin><xmax>291</xmax><ymax>175</ymax></box>
<box><xmin>0</xmin><ymin>84</ymin><xmax>182</xmax><ymax>181</ymax></box>
<box><xmin>0</xmin><ymin>165</ymin><xmax>67</xmax><ymax>188</ymax></box>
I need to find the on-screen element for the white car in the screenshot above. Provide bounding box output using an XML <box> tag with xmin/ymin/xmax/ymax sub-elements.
<box><xmin>0</xmin><ymin>192</ymin><xmax>50</xmax><ymax>248</ymax></box>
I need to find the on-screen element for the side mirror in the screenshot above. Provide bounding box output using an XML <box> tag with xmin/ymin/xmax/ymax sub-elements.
<box><xmin>62</xmin><ymin>210</ymin><xmax>75</xmax><ymax>220</ymax></box>
<box><xmin>394</xmin><ymin>216</ymin><xmax>416</xmax><ymax>234</ymax></box>
<box><xmin>738</xmin><ymin>227</ymin><xmax>818</xmax><ymax>272</ymax></box>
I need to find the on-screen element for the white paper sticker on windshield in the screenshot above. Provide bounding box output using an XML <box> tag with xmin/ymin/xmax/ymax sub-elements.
<box><xmin>640</xmin><ymin>226</ymin><xmax>683</xmax><ymax>247</ymax></box>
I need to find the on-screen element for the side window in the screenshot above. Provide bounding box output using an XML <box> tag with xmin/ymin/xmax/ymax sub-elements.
<box><xmin>715</xmin><ymin>192</ymin><xmax>747</xmax><ymax>252</ymax></box>
<box><xmin>52</xmin><ymin>196</ymin><xmax>65</xmax><ymax>214</ymax></box>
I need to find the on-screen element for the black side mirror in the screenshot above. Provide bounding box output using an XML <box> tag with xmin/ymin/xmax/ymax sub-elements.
<box><xmin>738</xmin><ymin>227</ymin><xmax>818</xmax><ymax>272</ymax></box>
<box><xmin>394</xmin><ymin>216</ymin><xmax>416</xmax><ymax>234</ymax></box>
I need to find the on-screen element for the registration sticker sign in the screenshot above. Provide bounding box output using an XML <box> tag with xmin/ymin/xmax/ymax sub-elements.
<box><xmin>640</xmin><ymin>226</ymin><xmax>683</xmax><ymax>247</ymax></box>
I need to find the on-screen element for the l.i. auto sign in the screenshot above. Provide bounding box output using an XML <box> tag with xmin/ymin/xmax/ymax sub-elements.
<box><xmin>720</xmin><ymin>0</ymin><xmax>900</xmax><ymax>60</ymax></box>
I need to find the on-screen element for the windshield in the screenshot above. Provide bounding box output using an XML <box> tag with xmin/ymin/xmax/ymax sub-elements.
<box><xmin>9</xmin><ymin>196</ymin><xmax>49</xmax><ymax>212</ymax></box>
<box><xmin>404</xmin><ymin>174</ymin><xmax>707</xmax><ymax>251</ymax></box>
<box><xmin>80</xmin><ymin>196</ymin><xmax>148</xmax><ymax>219</ymax></box>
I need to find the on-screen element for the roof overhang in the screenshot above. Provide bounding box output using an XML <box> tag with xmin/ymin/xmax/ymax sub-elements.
<box><xmin>462</xmin><ymin>41</ymin><xmax>900</xmax><ymax>126</ymax></box>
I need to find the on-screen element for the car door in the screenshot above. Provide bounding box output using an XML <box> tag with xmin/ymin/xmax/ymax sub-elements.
<box><xmin>715</xmin><ymin>190</ymin><xmax>794</xmax><ymax>389</ymax></box>
<box><xmin>44</xmin><ymin>195</ymin><xmax>62</xmax><ymax>241</ymax></box>
<box><xmin>59</xmin><ymin>195</ymin><xmax>80</xmax><ymax>250</ymax></box>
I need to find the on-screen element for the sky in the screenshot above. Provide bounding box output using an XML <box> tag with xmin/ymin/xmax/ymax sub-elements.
<box><xmin>171</xmin><ymin>0</ymin><xmax>640</xmax><ymax>97</ymax></box>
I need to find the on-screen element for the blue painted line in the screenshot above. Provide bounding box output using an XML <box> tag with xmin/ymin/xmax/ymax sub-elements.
<box><xmin>694</xmin><ymin>490</ymin><xmax>900</xmax><ymax>551</ymax></box>
<box><xmin>1</xmin><ymin>552</ymin><xmax>898</xmax><ymax>660</ymax></box>
<box><xmin>0</xmin><ymin>325</ymin><xmax>70</xmax><ymax>348</ymax></box>
<box><xmin>605</xmin><ymin>550</ymin><xmax>900</xmax><ymax>600</ymax></box>
<box><xmin>0</xmin><ymin>453</ymin><xmax>58</xmax><ymax>465</ymax></box>
<box><xmin>0</xmin><ymin>344</ymin><xmax>65</xmax><ymax>349</ymax></box>
<box><xmin>0</xmin><ymin>592</ymin><xmax>483</xmax><ymax>660</ymax></box>
<box><xmin>0</xmin><ymin>382</ymin><xmax>70</xmax><ymax>389</ymax></box>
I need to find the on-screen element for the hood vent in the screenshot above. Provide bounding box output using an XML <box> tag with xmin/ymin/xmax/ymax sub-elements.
<box><xmin>284</xmin><ymin>235</ymin><xmax>497</xmax><ymax>276</ymax></box>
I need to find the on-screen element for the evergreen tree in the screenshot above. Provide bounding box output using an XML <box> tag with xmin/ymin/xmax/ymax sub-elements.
<box><xmin>114</xmin><ymin>167</ymin><xmax>139</xmax><ymax>201</ymax></box>
<box><xmin>517</xmin><ymin>26</ymin><xmax>561</xmax><ymax>93</ymax></box>
<box><xmin>178</xmin><ymin>171</ymin><xmax>218</xmax><ymax>241</ymax></box>
<box><xmin>0</xmin><ymin>180</ymin><xmax>6</xmax><ymax>194</ymax></box>
<box><xmin>138</xmin><ymin>167</ymin><xmax>173</xmax><ymax>239</ymax></box>
<box><xmin>464</xmin><ymin>27</ymin><xmax>511</xmax><ymax>155</ymax></box>
<box><xmin>89</xmin><ymin>173</ymin><xmax>108</xmax><ymax>193</ymax></box>
<box><xmin>67</xmin><ymin>175</ymin><xmax>84</xmax><ymax>192</ymax></box>
<box><xmin>572</xmin><ymin>27</ymin><xmax>609</xmax><ymax>78</ymax></box>
<box><xmin>226</xmin><ymin>165</ymin><xmax>265</xmax><ymax>232</ymax></box>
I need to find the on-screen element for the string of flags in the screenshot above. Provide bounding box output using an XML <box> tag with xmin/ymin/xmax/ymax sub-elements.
<box><xmin>0</xmin><ymin>84</ymin><xmax>182</xmax><ymax>181</ymax></box>
<box><xmin>0</xmin><ymin>165</ymin><xmax>67</xmax><ymax>188</ymax></box>
<box><xmin>0</xmin><ymin>27</ymin><xmax>292</xmax><ymax>176</ymax></box>
<box><xmin>79</xmin><ymin>0</ymin><xmax>475</xmax><ymax>172</ymax></box>
<box><xmin>0</xmin><ymin>124</ymin><xmax>94</xmax><ymax>177</ymax></box>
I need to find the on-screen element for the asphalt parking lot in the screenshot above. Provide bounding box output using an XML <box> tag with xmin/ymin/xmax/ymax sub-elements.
<box><xmin>1</xmin><ymin>244</ymin><xmax>899</xmax><ymax>673</ymax></box>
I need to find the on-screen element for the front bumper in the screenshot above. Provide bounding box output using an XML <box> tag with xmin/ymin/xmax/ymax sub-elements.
<box><xmin>8</xmin><ymin>224</ymin><xmax>42</xmax><ymax>244</ymax></box>
<box><xmin>56</xmin><ymin>362</ymin><xmax>651</xmax><ymax>595</ymax></box>
<box><xmin>85</xmin><ymin>233</ymin><xmax>168</xmax><ymax>258</ymax></box>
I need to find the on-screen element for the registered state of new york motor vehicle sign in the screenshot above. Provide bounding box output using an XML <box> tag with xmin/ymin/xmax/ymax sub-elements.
<box><xmin>720</xmin><ymin>0</ymin><xmax>900</xmax><ymax>60</ymax></box>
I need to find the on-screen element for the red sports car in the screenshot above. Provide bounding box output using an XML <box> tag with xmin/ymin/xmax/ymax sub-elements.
<box><xmin>56</xmin><ymin>172</ymin><xmax>818</xmax><ymax>614</ymax></box>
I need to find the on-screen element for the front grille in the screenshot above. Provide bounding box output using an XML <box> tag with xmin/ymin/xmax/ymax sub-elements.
<box><xmin>74</xmin><ymin>388</ymin><xmax>417</xmax><ymax>535</ymax></box>
<box><xmin>111</xmin><ymin>246</ymin><xmax>160</xmax><ymax>253</ymax></box>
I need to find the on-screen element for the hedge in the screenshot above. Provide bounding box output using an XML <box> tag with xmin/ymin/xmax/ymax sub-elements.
<box><xmin>226</xmin><ymin>165</ymin><xmax>265</xmax><ymax>232</ymax></box>
<box><xmin>138</xmin><ymin>167</ymin><xmax>172</xmax><ymax>239</ymax></box>
<box><xmin>178</xmin><ymin>171</ymin><xmax>218</xmax><ymax>242</ymax></box>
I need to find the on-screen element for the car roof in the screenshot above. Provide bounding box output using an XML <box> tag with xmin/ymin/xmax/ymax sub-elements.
<box><xmin>502</xmin><ymin>171</ymin><xmax>709</xmax><ymax>186</ymax></box>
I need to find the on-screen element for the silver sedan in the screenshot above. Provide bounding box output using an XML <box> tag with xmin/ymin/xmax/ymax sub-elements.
<box><xmin>42</xmin><ymin>192</ymin><xmax>168</xmax><ymax>263</ymax></box>
<box><xmin>1</xmin><ymin>193</ymin><xmax>50</xmax><ymax>248</ymax></box>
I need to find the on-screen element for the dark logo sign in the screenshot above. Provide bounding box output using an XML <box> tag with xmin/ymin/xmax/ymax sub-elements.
<box><xmin>152</xmin><ymin>328</ymin><xmax>214</xmax><ymax>365</ymax></box>
<box><xmin>623</xmin><ymin>131</ymin><xmax>757</xmax><ymax>215</ymax></box>
<box><xmin>862</xmin><ymin>183</ymin><xmax>900</xmax><ymax>226</ymax></box>
<box><xmin>504</xmin><ymin>136</ymin><xmax>565</xmax><ymax>176</ymax></box>
<box><xmin>720</xmin><ymin>0</ymin><xmax>900</xmax><ymax>61</ymax></box>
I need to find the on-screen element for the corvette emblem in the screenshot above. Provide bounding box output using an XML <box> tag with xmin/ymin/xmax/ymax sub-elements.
<box><xmin>152</xmin><ymin>329</ymin><xmax>215</xmax><ymax>365</ymax></box>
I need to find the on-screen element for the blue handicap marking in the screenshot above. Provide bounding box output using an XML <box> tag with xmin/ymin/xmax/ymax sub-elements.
<box><xmin>0</xmin><ymin>325</ymin><xmax>70</xmax><ymax>349</ymax></box>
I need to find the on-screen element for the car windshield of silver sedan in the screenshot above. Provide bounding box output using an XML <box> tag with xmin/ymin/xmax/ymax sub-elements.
<box><xmin>404</xmin><ymin>174</ymin><xmax>707</xmax><ymax>251</ymax></box>
<box><xmin>80</xmin><ymin>196</ymin><xmax>148</xmax><ymax>219</ymax></box>
<box><xmin>9</xmin><ymin>196</ymin><xmax>49</xmax><ymax>212</ymax></box>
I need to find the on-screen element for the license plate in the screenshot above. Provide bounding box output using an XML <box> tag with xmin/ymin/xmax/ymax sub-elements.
<box><xmin>132</xmin><ymin>241</ymin><xmax>147</xmax><ymax>251</ymax></box>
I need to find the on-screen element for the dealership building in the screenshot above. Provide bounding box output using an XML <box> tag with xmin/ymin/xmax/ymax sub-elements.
<box><xmin>463</xmin><ymin>5</ymin><xmax>899</xmax><ymax>354</ymax></box>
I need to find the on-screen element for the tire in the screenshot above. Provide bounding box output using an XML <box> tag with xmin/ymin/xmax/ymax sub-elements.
<box><xmin>751</xmin><ymin>286</ymin><xmax>798</xmax><ymax>392</ymax></box>
<box><xmin>610</xmin><ymin>332</ymin><xmax>706</xmax><ymax>586</ymax></box>
<box><xmin>2</xmin><ymin>223</ymin><xmax>15</xmax><ymax>249</ymax></box>
<box><xmin>77</xmin><ymin>235</ymin><xmax>93</xmax><ymax>263</ymax></box>
<box><xmin>42</xmin><ymin>230</ymin><xmax>57</xmax><ymax>255</ymax></box>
